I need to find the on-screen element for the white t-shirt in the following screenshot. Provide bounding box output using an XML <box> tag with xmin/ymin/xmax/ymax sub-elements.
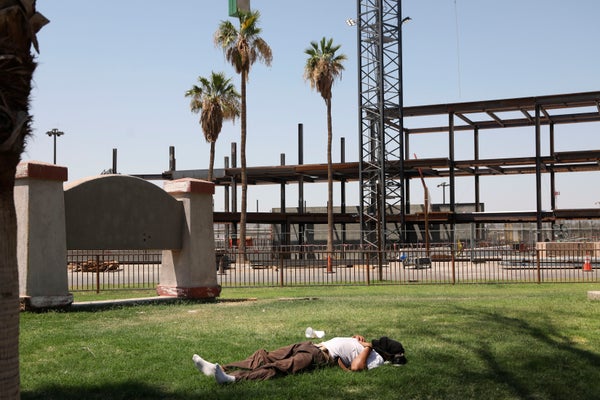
<box><xmin>319</xmin><ymin>337</ymin><xmax>384</xmax><ymax>370</ymax></box>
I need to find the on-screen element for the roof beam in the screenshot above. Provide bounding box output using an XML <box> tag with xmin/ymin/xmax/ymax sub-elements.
<box><xmin>486</xmin><ymin>111</ymin><xmax>505</xmax><ymax>127</ymax></box>
<box><xmin>455</xmin><ymin>113</ymin><xmax>476</xmax><ymax>127</ymax></box>
<box><xmin>487</xmin><ymin>165</ymin><xmax>505</xmax><ymax>174</ymax></box>
<box><xmin>520</xmin><ymin>108</ymin><xmax>533</xmax><ymax>122</ymax></box>
<box><xmin>541</xmin><ymin>106</ymin><xmax>553</xmax><ymax>122</ymax></box>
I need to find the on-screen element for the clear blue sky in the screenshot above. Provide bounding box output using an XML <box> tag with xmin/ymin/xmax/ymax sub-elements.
<box><xmin>27</xmin><ymin>0</ymin><xmax>600</xmax><ymax>212</ymax></box>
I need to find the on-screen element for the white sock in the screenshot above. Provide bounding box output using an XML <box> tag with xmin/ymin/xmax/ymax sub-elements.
<box><xmin>214</xmin><ymin>363</ymin><xmax>236</xmax><ymax>384</ymax></box>
<box><xmin>192</xmin><ymin>354</ymin><xmax>216</xmax><ymax>377</ymax></box>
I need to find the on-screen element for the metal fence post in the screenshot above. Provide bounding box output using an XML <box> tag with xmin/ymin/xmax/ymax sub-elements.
<box><xmin>95</xmin><ymin>254</ymin><xmax>100</xmax><ymax>294</ymax></box>
<box><xmin>279</xmin><ymin>251</ymin><xmax>284</xmax><ymax>287</ymax></box>
<box><xmin>536</xmin><ymin>248</ymin><xmax>541</xmax><ymax>284</ymax></box>
<box><xmin>451</xmin><ymin>246</ymin><xmax>456</xmax><ymax>285</ymax></box>
<box><xmin>366</xmin><ymin>249</ymin><xmax>371</xmax><ymax>285</ymax></box>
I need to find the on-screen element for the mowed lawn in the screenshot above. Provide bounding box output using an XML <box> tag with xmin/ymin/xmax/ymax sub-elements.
<box><xmin>20</xmin><ymin>284</ymin><xmax>600</xmax><ymax>400</ymax></box>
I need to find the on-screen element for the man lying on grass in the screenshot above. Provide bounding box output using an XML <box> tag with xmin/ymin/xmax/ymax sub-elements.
<box><xmin>193</xmin><ymin>335</ymin><xmax>407</xmax><ymax>384</ymax></box>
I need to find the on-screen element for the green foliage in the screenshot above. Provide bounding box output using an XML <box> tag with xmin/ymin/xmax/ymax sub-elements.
<box><xmin>21</xmin><ymin>284</ymin><xmax>600</xmax><ymax>400</ymax></box>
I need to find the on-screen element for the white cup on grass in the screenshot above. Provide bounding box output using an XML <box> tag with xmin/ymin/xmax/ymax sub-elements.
<box><xmin>305</xmin><ymin>327</ymin><xmax>325</xmax><ymax>339</ymax></box>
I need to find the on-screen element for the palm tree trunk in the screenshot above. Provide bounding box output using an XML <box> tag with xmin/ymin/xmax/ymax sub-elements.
<box><xmin>208</xmin><ymin>141</ymin><xmax>215</xmax><ymax>181</ymax></box>
<box><xmin>0</xmin><ymin>165</ymin><xmax>20</xmax><ymax>399</ymax></box>
<box><xmin>0</xmin><ymin>41</ymin><xmax>31</xmax><ymax>400</ymax></box>
<box><xmin>326</xmin><ymin>98</ymin><xmax>334</xmax><ymax>254</ymax></box>
<box><xmin>0</xmin><ymin>3</ymin><xmax>47</xmax><ymax>397</ymax></box>
<box><xmin>238</xmin><ymin>70</ymin><xmax>247</xmax><ymax>262</ymax></box>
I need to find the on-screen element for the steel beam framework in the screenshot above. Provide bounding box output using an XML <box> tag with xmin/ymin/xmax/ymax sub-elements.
<box><xmin>357</xmin><ymin>0</ymin><xmax>405</xmax><ymax>249</ymax></box>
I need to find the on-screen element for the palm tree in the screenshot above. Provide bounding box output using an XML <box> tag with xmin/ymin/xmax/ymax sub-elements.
<box><xmin>304</xmin><ymin>37</ymin><xmax>347</xmax><ymax>255</ymax></box>
<box><xmin>185</xmin><ymin>71</ymin><xmax>240</xmax><ymax>181</ymax></box>
<box><xmin>214</xmin><ymin>10</ymin><xmax>272</xmax><ymax>260</ymax></box>
<box><xmin>0</xmin><ymin>1</ymin><xmax>48</xmax><ymax>398</ymax></box>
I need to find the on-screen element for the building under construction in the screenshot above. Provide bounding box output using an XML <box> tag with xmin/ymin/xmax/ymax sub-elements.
<box><xmin>140</xmin><ymin>1</ymin><xmax>600</xmax><ymax>250</ymax></box>
<box><xmin>156</xmin><ymin>89</ymin><xmax>600</xmax><ymax>249</ymax></box>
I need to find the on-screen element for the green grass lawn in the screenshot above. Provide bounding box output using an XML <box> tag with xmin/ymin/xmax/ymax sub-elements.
<box><xmin>20</xmin><ymin>284</ymin><xmax>600</xmax><ymax>400</ymax></box>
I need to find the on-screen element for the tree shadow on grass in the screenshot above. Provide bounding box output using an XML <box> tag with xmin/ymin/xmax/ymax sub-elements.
<box><xmin>21</xmin><ymin>381</ymin><xmax>190</xmax><ymax>400</ymax></box>
<box><xmin>20</xmin><ymin>378</ymin><xmax>374</xmax><ymax>400</ymax></box>
<box><xmin>22</xmin><ymin>382</ymin><xmax>252</xmax><ymax>400</ymax></box>
<box><xmin>417</xmin><ymin>305</ymin><xmax>600</xmax><ymax>400</ymax></box>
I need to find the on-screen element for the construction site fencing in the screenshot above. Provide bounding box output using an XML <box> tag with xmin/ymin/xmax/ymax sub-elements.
<box><xmin>66</xmin><ymin>244</ymin><xmax>598</xmax><ymax>292</ymax></box>
<box><xmin>67</xmin><ymin>250</ymin><xmax>160</xmax><ymax>292</ymax></box>
<box><xmin>215</xmin><ymin>244</ymin><xmax>599</xmax><ymax>287</ymax></box>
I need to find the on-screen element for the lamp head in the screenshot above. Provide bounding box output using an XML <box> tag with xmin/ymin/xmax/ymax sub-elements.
<box><xmin>46</xmin><ymin>128</ymin><xmax>64</xmax><ymax>137</ymax></box>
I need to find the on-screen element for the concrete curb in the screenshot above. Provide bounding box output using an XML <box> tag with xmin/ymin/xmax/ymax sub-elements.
<box><xmin>70</xmin><ymin>296</ymin><xmax>213</xmax><ymax>311</ymax></box>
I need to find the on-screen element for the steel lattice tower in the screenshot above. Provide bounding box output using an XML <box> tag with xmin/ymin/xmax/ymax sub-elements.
<box><xmin>358</xmin><ymin>0</ymin><xmax>405</xmax><ymax>249</ymax></box>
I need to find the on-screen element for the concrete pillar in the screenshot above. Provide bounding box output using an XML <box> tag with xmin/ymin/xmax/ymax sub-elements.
<box><xmin>158</xmin><ymin>179</ymin><xmax>221</xmax><ymax>299</ymax></box>
<box><xmin>15</xmin><ymin>161</ymin><xmax>73</xmax><ymax>310</ymax></box>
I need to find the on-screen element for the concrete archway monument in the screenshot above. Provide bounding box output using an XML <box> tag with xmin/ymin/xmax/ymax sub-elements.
<box><xmin>16</xmin><ymin>161</ymin><xmax>220</xmax><ymax>310</ymax></box>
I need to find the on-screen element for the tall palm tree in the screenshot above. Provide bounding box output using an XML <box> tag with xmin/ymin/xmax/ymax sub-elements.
<box><xmin>0</xmin><ymin>1</ymin><xmax>47</xmax><ymax>398</ymax></box>
<box><xmin>185</xmin><ymin>71</ymin><xmax>240</xmax><ymax>181</ymax></box>
<box><xmin>214</xmin><ymin>10</ymin><xmax>272</xmax><ymax>260</ymax></box>
<box><xmin>304</xmin><ymin>37</ymin><xmax>346</xmax><ymax>255</ymax></box>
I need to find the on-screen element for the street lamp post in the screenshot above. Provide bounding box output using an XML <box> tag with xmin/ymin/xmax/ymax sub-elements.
<box><xmin>437</xmin><ymin>182</ymin><xmax>449</xmax><ymax>204</ymax></box>
<box><xmin>46</xmin><ymin>128</ymin><xmax>64</xmax><ymax>164</ymax></box>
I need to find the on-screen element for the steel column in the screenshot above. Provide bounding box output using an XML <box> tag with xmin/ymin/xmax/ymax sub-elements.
<box><xmin>341</xmin><ymin>137</ymin><xmax>347</xmax><ymax>243</ymax></box>
<box><xmin>298</xmin><ymin>123</ymin><xmax>305</xmax><ymax>248</ymax></box>
<box><xmin>549</xmin><ymin>123</ymin><xmax>556</xmax><ymax>211</ymax></box>
<box><xmin>474</xmin><ymin>127</ymin><xmax>481</xmax><ymax>241</ymax></box>
<box><xmin>230</xmin><ymin>142</ymin><xmax>238</xmax><ymax>241</ymax></box>
<box><xmin>535</xmin><ymin>104</ymin><xmax>543</xmax><ymax>241</ymax></box>
<box><xmin>224</xmin><ymin>156</ymin><xmax>230</xmax><ymax>247</ymax></box>
<box><xmin>449</xmin><ymin>112</ymin><xmax>456</xmax><ymax>246</ymax></box>
<box><xmin>474</xmin><ymin>128</ymin><xmax>480</xmax><ymax>212</ymax></box>
<box><xmin>280</xmin><ymin>153</ymin><xmax>288</xmax><ymax>246</ymax></box>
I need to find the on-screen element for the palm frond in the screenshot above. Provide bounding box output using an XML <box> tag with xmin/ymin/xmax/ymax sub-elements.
<box><xmin>0</xmin><ymin>0</ymin><xmax>48</xmax><ymax>154</ymax></box>
<box><xmin>303</xmin><ymin>37</ymin><xmax>346</xmax><ymax>101</ymax></box>
<box><xmin>215</xmin><ymin>8</ymin><xmax>272</xmax><ymax>78</ymax></box>
<box><xmin>252</xmin><ymin>37</ymin><xmax>273</xmax><ymax>67</ymax></box>
<box><xmin>184</xmin><ymin>85</ymin><xmax>202</xmax><ymax>113</ymax></box>
<box><xmin>185</xmin><ymin>71</ymin><xmax>240</xmax><ymax>143</ymax></box>
<box><xmin>239</xmin><ymin>10</ymin><xmax>261</xmax><ymax>36</ymax></box>
<box><xmin>214</xmin><ymin>20</ymin><xmax>238</xmax><ymax>49</ymax></box>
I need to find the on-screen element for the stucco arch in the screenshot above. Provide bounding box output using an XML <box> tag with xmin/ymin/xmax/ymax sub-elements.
<box><xmin>64</xmin><ymin>175</ymin><xmax>183</xmax><ymax>250</ymax></box>
<box><xmin>17</xmin><ymin>162</ymin><xmax>219</xmax><ymax>309</ymax></box>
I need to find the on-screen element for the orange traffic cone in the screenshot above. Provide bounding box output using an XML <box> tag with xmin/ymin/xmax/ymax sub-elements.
<box><xmin>583</xmin><ymin>254</ymin><xmax>593</xmax><ymax>272</ymax></box>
